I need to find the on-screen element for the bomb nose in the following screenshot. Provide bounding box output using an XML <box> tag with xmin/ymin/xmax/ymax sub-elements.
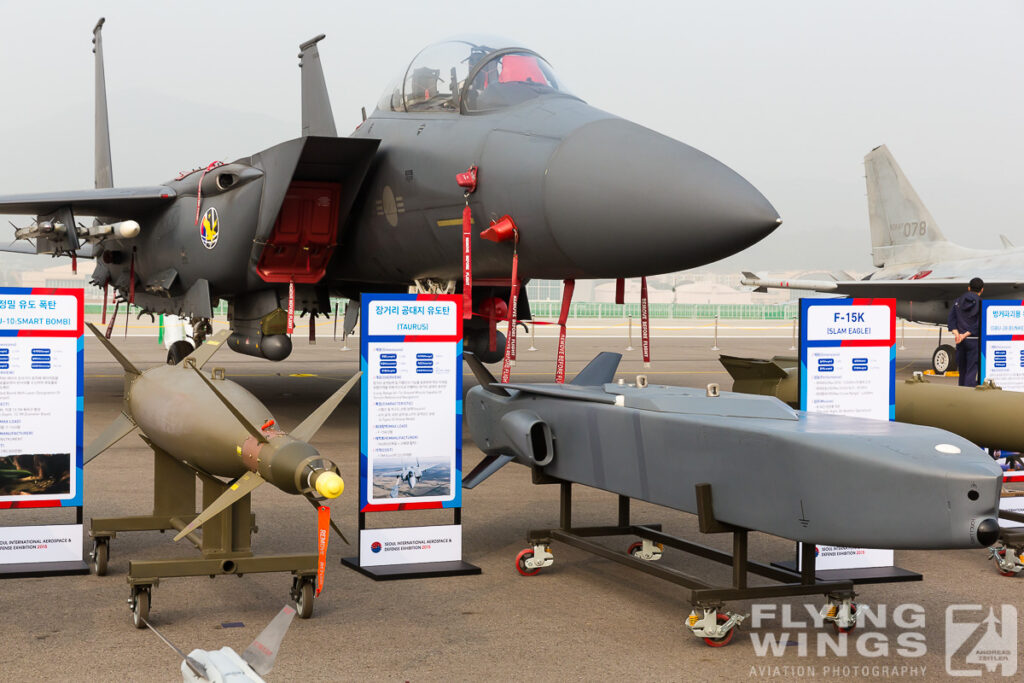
<box><xmin>314</xmin><ymin>470</ymin><xmax>344</xmax><ymax>499</ymax></box>
<box><xmin>543</xmin><ymin>118</ymin><xmax>780</xmax><ymax>277</ymax></box>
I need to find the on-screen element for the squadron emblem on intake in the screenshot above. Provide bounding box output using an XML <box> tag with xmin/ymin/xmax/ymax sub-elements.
<box><xmin>200</xmin><ymin>207</ymin><xmax>219</xmax><ymax>249</ymax></box>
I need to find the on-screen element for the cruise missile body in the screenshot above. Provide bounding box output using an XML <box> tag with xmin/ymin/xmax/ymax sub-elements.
<box><xmin>722</xmin><ymin>354</ymin><xmax>1024</xmax><ymax>453</ymax></box>
<box><xmin>465</xmin><ymin>353</ymin><xmax>1002</xmax><ymax>549</ymax></box>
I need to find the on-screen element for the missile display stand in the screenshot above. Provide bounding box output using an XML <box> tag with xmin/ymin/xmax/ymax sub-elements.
<box><xmin>989</xmin><ymin>508</ymin><xmax>1024</xmax><ymax>577</ymax></box>
<box><xmin>516</xmin><ymin>479</ymin><xmax>863</xmax><ymax>647</ymax></box>
<box><xmin>90</xmin><ymin>446</ymin><xmax>318</xmax><ymax>628</ymax></box>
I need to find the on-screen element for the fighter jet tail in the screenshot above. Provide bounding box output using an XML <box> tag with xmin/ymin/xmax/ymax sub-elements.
<box><xmin>865</xmin><ymin>144</ymin><xmax>948</xmax><ymax>267</ymax></box>
<box><xmin>298</xmin><ymin>34</ymin><xmax>337</xmax><ymax>137</ymax></box>
<box><xmin>92</xmin><ymin>18</ymin><xmax>113</xmax><ymax>190</ymax></box>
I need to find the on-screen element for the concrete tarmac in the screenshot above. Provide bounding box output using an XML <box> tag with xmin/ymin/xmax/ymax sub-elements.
<box><xmin>1</xmin><ymin>330</ymin><xmax>1020</xmax><ymax>681</ymax></box>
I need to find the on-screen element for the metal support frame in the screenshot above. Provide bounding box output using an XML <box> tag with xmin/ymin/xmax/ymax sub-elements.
<box><xmin>90</xmin><ymin>448</ymin><xmax>318</xmax><ymax>595</ymax></box>
<box><xmin>526</xmin><ymin>480</ymin><xmax>855</xmax><ymax>607</ymax></box>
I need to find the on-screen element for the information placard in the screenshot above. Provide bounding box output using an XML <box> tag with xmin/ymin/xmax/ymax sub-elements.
<box><xmin>980</xmin><ymin>300</ymin><xmax>1024</xmax><ymax>391</ymax></box>
<box><xmin>346</xmin><ymin>293</ymin><xmax>478</xmax><ymax>579</ymax></box>
<box><xmin>0</xmin><ymin>287</ymin><xmax>86</xmax><ymax>575</ymax></box>
<box><xmin>359</xmin><ymin>295</ymin><xmax>462</xmax><ymax>512</ymax></box>
<box><xmin>800</xmin><ymin>298</ymin><xmax>896</xmax><ymax>571</ymax></box>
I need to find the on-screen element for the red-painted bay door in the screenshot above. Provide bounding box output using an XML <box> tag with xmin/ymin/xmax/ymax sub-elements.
<box><xmin>257</xmin><ymin>181</ymin><xmax>341</xmax><ymax>283</ymax></box>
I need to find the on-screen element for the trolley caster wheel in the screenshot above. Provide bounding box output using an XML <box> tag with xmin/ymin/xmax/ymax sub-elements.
<box><xmin>166</xmin><ymin>340</ymin><xmax>194</xmax><ymax>366</ymax></box>
<box><xmin>832</xmin><ymin>602</ymin><xmax>858</xmax><ymax>634</ymax></box>
<box><xmin>130</xmin><ymin>588</ymin><xmax>150</xmax><ymax>629</ymax></box>
<box><xmin>995</xmin><ymin>549</ymin><xmax>1019</xmax><ymax>577</ymax></box>
<box><xmin>627</xmin><ymin>540</ymin><xmax>663</xmax><ymax>561</ymax></box>
<box><xmin>703</xmin><ymin>613</ymin><xmax>735</xmax><ymax>648</ymax></box>
<box><xmin>516</xmin><ymin>548</ymin><xmax>542</xmax><ymax>577</ymax></box>
<box><xmin>91</xmin><ymin>538</ymin><xmax>109</xmax><ymax>576</ymax></box>
<box><xmin>295</xmin><ymin>579</ymin><xmax>314</xmax><ymax>619</ymax></box>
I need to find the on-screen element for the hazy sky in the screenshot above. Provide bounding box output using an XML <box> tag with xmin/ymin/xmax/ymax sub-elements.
<box><xmin>0</xmin><ymin>0</ymin><xmax>1021</xmax><ymax>275</ymax></box>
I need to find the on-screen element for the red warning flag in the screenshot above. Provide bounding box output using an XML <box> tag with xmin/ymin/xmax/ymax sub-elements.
<box><xmin>316</xmin><ymin>505</ymin><xmax>330</xmax><ymax>596</ymax></box>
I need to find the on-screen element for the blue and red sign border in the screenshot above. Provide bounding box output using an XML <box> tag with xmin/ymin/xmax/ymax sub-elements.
<box><xmin>980</xmin><ymin>299</ymin><xmax>1024</xmax><ymax>384</ymax></box>
<box><xmin>359</xmin><ymin>293</ymin><xmax>463</xmax><ymax>512</ymax></box>
<box><xmin>0</xmin><ymin>287</ymin><xmax>84</xmax><ymax>509</ymax></box>
<box><xmin>799</xmin><ymin>297</ymin><xmax>896</xmax><ymax>419</ymax></box>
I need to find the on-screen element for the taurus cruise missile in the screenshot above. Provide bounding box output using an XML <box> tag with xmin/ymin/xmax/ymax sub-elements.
<box><xmin>464</xmin><ymin>352</ymin><xmax>1002</xmax><ymax>549</ymax></box>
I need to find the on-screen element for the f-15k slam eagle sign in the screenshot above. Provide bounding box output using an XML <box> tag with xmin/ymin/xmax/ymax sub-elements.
<box><xmin>343</xmin><ymin>293</ymin><xmax>479</xmax><ymax>579</ymax></box>
<box><xmin>794</xmin><ymin>298</ymin><xmax>917</xmax><ymax>581</ymax></box>
<box><xmin>0</xmin><ymin>287</ymin><xmax>88</xmax><ymax>577</ymax></box>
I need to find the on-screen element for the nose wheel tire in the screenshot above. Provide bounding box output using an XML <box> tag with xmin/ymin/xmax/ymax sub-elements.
<box><xmin>932</xmin><ymin>345</ymin><xmax>958</xmax><ymax>374</ymax></box>
<box><xmin>167</xmin><ymin>340</ymin><xmax>195</xmax><ymax>366</ymax></box>
<box><xmin>703</xmin><ymin>613</ymin><xmax>735</xmax><ymax>648</ymax></box>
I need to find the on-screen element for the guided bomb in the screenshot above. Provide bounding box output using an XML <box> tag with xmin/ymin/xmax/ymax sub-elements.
<box><xmin>85</xmin><ymin>324</ymin><xmax>358</xmax><ymax>625</ymax></box>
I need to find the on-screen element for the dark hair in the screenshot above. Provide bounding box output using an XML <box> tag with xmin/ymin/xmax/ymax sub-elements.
<box><xmin>969</xmin><ymin>277</ymin><xmax>984</xmax><ymax>292</ymax></box>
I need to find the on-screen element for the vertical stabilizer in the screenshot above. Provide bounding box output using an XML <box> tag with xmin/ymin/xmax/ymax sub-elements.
<box><xmin>864</xmin><ymin>145</ymin><xmax>946</xmax><ymax>267</ymax></box>
<box><xmin>298</xmin><ymin>35</ymin><xmax>337</xmax><ymax>137</ymax></box>
<box><xmin>92</xmin><ymin>18</ymin><xmax>113</xmax><ymax>189</ymax></box>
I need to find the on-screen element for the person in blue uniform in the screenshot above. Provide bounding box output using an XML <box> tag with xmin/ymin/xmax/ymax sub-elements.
<box><xmin>948</xmin><ymin>277</ymin><xmax>984</xmax><ymax>386</ymax></box>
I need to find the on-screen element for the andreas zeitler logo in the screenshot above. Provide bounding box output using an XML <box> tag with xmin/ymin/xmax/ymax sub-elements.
<box><xmin>946</xmin><ymin>604</ymin><xmax>1017</xmax><ymax>677</ymax></box>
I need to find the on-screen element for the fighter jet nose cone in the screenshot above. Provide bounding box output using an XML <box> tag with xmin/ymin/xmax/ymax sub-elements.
<box><xmin>315</xmin><ymin>471</ymin><xmax>344</xmax><ymax>499</ymax></box>
<box><xmin>543</xmin><ymin>118</ymin><xmax>780</xmax><ymax>276</ymax></box>
<box><xmin>976</xmin><ymin>517</ymin><xmax>999</xmax><ymax>546</ymax></box>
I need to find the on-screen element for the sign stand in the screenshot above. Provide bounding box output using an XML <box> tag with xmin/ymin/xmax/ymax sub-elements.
<box><xmin>774</xmin><ymin>297</ymin><xmax>920</xmax><ymax>584</ymax></box>
<box><xmin>0</xmin><ymin>287</ymin><xmax>88</xmax><ymax>577</ymax></box>
<box><xmin>342</xmin><ymin>293</ymin><xmax>480</xmax><ymax>580</ymax></box>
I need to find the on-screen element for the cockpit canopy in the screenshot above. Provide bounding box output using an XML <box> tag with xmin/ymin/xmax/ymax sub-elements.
<box><xmin>376</xmin><ymin>37</ymin><xmax>574</xmax><ymax>114</ymax></box>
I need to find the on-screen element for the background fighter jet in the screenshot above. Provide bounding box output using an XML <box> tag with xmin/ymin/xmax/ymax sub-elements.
<box><xmin>0</xmin><ymin>21</ymin><xmax>780</xmax><ymax>363</ymax></box>
<box><xmin>385</xmin><ymin>457</ymin><xmax>447</xmax><ymax>498</ymax></box>
<box><xmin>743</xmin><ymin>144</ymin><xmax>1024</xmax><ymax>373</ymax></box>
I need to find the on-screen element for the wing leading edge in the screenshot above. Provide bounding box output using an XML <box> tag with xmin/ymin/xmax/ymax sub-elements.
<box><xmin>0</xmin><ymin>186</ymin><xmax>176</xmax><ymax>217</ymax></box>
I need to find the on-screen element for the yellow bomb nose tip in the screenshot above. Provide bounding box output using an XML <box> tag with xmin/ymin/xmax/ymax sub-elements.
<box><xmin>315</xmin><ymin>471</ymin><xmax>344</xmax><ymax>499</ymax></box>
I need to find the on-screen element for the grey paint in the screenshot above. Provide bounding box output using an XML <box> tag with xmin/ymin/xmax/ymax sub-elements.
<box><xmin>466</xmin><ymin>353</ymin><xmax>1002</xmax><ymax>550</ymax></box>
<box><xmin>722</xmin><ymin>353</ymin><xmax>1024</xmax><ymax>454</ymax></box>
<box><xmin>0</xmin><ymin>27</ymin><xmax>780</xmax><ymax>360</ymax></box>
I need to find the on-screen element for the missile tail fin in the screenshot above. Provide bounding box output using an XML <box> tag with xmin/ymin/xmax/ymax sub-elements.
<box><xmin>190</xmin><ymin>366</ymin><xmax>268</xmax><ymax>444</ymax></box>
<box><xmin>84</xmin><ymin>411</ymin><xmax>137</xmax><ymax>463</ymax></box>
<box><xmin>291</xmin><ymin>371</ymin><xmax>362</xmax><ymax>442</ymax></box>
<box><xmin>241</xmin><ymin>605</ymin><xmax>297</xmax><ymax>676</ymax></box>
<box><xmin>464</xmin><ymin>352</ymin><xmax>510</xmax><ymax>396</ymax></box>
<box><xmin>183</xmin><ymin>329</ymin><xmax>231</xmax><ymax>369</ymax></box>
<box><xmin>86</xmin><ymin>322</ymin><xmax>141</xmax><ymax>375</ymax></box>
<box><xmin>173</xmin><ymin>470</ymin><xmax>265</xmax><ymax>541</ymax></box>
<box><xmin>462</xmin><ymin>454</ymin><xmax>515</xmax><ymax>489</ymax></box>
<box><xmin>570</xmin><ymin>352</ymin><xmax>622</xmax><ymax>386</ymax></box>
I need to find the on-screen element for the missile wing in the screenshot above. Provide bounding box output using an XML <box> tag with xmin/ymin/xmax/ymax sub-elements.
<box><xmin>465</xmin><ymin>352</ymin><xmax>1002</xmax><ymax>549</ymax></box>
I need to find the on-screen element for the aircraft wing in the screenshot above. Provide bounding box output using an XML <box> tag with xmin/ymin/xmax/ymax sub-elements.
<box><xmin>0</xmin><ymin>186</ymin><xmax>176</xmax><ymax>217</ymax></box>
<box><xmin>740</xmin><ymin>275</ymin><xmax>1024</xmax><ymax>302</ymax></box>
